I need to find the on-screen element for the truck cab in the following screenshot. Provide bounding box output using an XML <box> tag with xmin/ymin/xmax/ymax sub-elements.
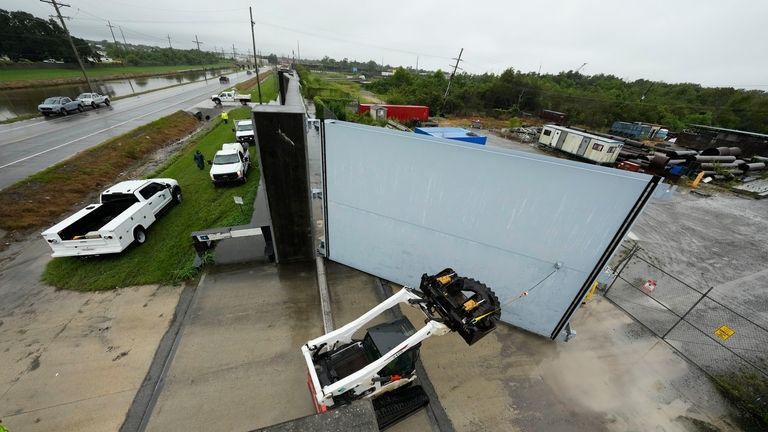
<box><xmin>210</xmin><ymin>143</ymin><xmax>250</xmax><ymax>184</ymax></box>
<box><xmin>234</xmin><ymin>120</ymin><xmax>255</xmax><ymax>145</ymax></box>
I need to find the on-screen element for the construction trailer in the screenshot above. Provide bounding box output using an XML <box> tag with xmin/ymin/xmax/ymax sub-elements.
<box><xmin>357</xmin><ymin>104</ymin><xmax>429</xmax><ymax>123</ymax></box>
<box><xmin>539</xmin><ymin>125</ymin><xmax>623</xmax><ymax>165</ymax></box>
<box><xmin>414</xmin><ymin>127</ymin><xmax>487</xmax><ymax>145</ymax></box>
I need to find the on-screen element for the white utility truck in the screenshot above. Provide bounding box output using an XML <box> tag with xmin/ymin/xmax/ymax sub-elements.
<box><xmin>302</xmin><ymin>269</ymin><xmax>501</xmax><ymax>428</ymax></box>
<box><xmin>209</xmin><ymin>143</ymin><xmax>250</xmax><ymax>184</ymax></box>
<box><xmin>234</xmin><ymin>119</ymin><xmax>255</xmax><ymax>145</ymax></box>
<box><xmin>211</xmin><ymin>91</ymin><xmax>251</xmax><ymax>106</ymax></box>
<box><xmin>41</xmin><ymin>179</ymin><xmax>181</xmax><ymax>257</ymax></box>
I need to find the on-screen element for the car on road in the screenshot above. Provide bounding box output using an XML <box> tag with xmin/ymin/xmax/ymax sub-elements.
<box><xmin>38</xmin><ymin>96</ymin><xmax>84</xmax><ymax>116</ymax></box>
<box><xmin>219</xmin><ymin>76</ymin><xmax>230</xmax><ymax>84</ymax></box>
<box><xmin>76</xmin><ymin>92</ymin><xmax>111</xmax><ymax>109</ymax></box>
<box><xmin>41</xmin><ymin>178</ymin><xmax>182</xmax><ymax>257</ymax></box>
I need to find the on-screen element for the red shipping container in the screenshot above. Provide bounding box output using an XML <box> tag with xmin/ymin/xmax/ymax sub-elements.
<box><xmin>357</xmin><ymin>104</ymin><xmax>429</xmax><ymax>122</ymax></box>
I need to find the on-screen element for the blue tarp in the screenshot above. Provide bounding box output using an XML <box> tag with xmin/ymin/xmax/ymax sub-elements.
<box><xmin>414</xmin><ymin>127</ymin><xmax>487</xmax><ymax>145</ymax></box>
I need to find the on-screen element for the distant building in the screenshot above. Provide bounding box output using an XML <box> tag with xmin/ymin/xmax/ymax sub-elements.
<box><xmin>381</xmin><ymin>70</ymin><xmax>395</xmax><ymax>77</ymax></box>
<box><xmin>539</xmin><ymin>125</ymin><xmax>622</xmax><ymax>165</ymax></box>
<box><xmin>677</xmin><ymin>124</ymin><xmax>768</xmax><ymax>156</ymax></box>
<box><xmin>540</xmin><ymin>109</ymin><xmax>567</xmax><ymax>124</ymax></box>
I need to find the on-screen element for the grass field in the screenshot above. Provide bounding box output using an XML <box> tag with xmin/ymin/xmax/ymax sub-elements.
<box><xmin>42</xmin><ymin>107</ymin><xmax>259</xmax><ymax>290</ymax></box>
<box><xmin>235</xmin><ymin>70</ymin><xmax>279</xmax><ymax>103</ymax></box>
<box><xmin>0</xmin><ymin>64</ymin><xmax>233</xmax><ymax>83</ymax></box>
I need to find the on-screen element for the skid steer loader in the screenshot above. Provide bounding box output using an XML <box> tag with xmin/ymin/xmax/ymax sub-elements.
<box><xmin>301</xmin><ymin>268</ymin><xmax>501</xmax><ymax>429</ymax></box>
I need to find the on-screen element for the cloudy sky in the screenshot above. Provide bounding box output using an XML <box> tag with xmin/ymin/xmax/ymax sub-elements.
<box><xmin>4</xmin><ymin>0</ymin><xmax>767</xmax><ymax>89</ymax></box>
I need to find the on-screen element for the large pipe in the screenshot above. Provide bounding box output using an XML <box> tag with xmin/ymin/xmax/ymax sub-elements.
<box><xmin>695</xmin><ymin>155</ymin><xmax>736</xmax><ymax>162</ymax></box>
<box><xmin>699</xmin><ymin>162</ymin><xmax>739</xmax><ymax>169</ymax></box>
<box><xmin>667</xmin><ymin>159</ymin><xmax>686</xmax><ymax>165</ymax></box>
<box><xmin>701</xmin><ymin>146</ymin><xmax>742</xmax><ymax>156</ymax></box>
<box><xmin>738</xmin><ymin>162</ymin><xmax>766</xmax><ymax>172</ymax></box>
<box><xmin>753</xmin><ymin>156</ymin><xmax>768</xmax><ymax>163</ymax></box>
<box><xmin>664</xmin><ymin>150</ymin><xmax>698</xmax><ymax>158</ymax></box>
<box><xmin>649</xmin><ymin>154</ymin><xmax>669</xmax><ymax>169</ymax></box>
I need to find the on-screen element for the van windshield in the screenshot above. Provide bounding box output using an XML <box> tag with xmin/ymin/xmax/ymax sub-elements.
<box><xmin>236</xmin><ymin>123</ymin><xmax>253</xmax><ymax>132</ymax></box>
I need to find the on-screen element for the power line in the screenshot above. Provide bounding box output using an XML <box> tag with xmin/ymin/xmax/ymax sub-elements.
<box><xmin>40</xmin><ymin>0</ymin><xmax>94</xmax><ymax>93</ymax></box>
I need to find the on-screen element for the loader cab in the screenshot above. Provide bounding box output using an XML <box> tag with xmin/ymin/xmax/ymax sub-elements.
<box><xmin>363</xmin><ymin>318</ymin><xmax>420</xmax><ymax>377</ymax></box>
<box><xmin>316</xmin><ymin>317</ymin><xmax>420</xmax><ymax>387</ymax></box>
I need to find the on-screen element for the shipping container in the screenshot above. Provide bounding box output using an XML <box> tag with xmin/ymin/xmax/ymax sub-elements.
<box><xmin>539</xmin><ymin>125</ymin><xmax>622</xmax><ymax>165</ymax></box>
<box><xmin>357</xmin><ymin>104</ymin><xmax>429</xmax><ymax>123</ymax></box>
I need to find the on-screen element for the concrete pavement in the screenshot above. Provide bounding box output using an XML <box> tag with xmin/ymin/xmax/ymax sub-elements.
<box><xmin>144</xmin><ymin>261</ymin><xmax>323</xmax><ymax>431</ymax></box>
<box><xmin>0</xmin><ymin>239</ymin><xmax>181</xmax><ymax>432</ymax></box>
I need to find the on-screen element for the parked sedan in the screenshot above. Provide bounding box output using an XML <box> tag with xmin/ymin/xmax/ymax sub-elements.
<box><xmin>76</xmin><ymin>92</ymin><xmax>110</xmax><ymax>109</ymax></box>
<box><xmin>38</xmin><ymin>97</ymin><xmax>84</xmax><ymax>116</ymax></box>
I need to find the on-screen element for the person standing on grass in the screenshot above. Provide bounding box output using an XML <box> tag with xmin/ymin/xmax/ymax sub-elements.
<box><xmin>221</xmin><ymin>111</ymin><xmax>229</xmax><ymax>123</ymax></box>
<box><xmin>194</xmin><ymin>150</ymin><xmax>205</xmax><ymax>170</ymax></box>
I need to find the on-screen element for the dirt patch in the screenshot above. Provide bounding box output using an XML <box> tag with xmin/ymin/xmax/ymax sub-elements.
<box><xmin>0</xmin><ymin>111</ymin><xmax>200</xmax><ymax>232</ymax></box>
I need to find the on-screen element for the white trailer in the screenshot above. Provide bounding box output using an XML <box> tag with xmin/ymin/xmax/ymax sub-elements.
<box><xmin>539</xmin><ymin>125</ymin><xmax>622</xmax><ymax>165</ymax></box>
<box><xmin>41</xmin><ymin>179</ymin><xmax>181</xmax><ymax>257</ymax></box>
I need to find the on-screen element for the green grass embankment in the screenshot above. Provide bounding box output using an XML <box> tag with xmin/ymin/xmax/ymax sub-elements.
<box><xmin>42</xmin><ymin>107</ymin><xmax>259</xmax><ymax>290</ymax></box>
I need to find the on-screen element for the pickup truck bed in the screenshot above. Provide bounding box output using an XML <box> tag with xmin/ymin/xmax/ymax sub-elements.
<box><xmin>58</xmin><ymin>200</ymin><xmax>136</xmax><ymax>240</ymax></box>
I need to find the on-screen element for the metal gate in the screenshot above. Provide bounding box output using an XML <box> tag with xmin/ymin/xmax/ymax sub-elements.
<box><xmin>322</xmin><ymin>121</ymin><xmax>658</xmax><ymax>339</ymax></box>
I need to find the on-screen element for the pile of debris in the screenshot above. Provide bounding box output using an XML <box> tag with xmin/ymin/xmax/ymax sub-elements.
<box><xmin>617</xmin><ymin>143</ymin><xmax>768</xmax><ymax>187</ymax></box>
<box><xmin>497</xmin><ymin>126</ymin><xmax>540</xmax><ymax>143</ymax></box>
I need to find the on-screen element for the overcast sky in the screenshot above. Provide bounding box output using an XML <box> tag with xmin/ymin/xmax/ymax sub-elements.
<box><xmin>4</xmin><ymin>0</ymin><xmax>767</xmax><ymax>89</ymax></box>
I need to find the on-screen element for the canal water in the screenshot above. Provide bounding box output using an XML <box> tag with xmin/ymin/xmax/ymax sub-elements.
<box><xmin>0</xmin><ymin>68</ymin><xmax>234</xmax><ymax>121</ymax></box>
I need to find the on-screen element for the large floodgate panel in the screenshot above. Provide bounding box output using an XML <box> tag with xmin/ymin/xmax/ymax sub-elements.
<box><xmin>323</xmin><ymin>121</ymin><xmax>658</xmax><ymax>338</ymax></box>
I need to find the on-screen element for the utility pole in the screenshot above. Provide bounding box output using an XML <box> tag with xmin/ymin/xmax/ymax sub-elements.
<box><xmin>441</xmin><ymin>48</ymin><xmax>463</xmax><ymax>115</ymax></box>
<box><xmin>106</xmin><ymin>21</ymin><xmax>121</xmax><ymax>60</ymax></box>
<box><xmin>192</xmin><ymin>35</ymin><xmax>203</xmax><ymax>50</ymax></box>
<box><xmin>297</xmin><ymin>40</ymin><xmax>300</xmax><ymax>63</ymax></box>
<box><xmin>41</xmin><ymin>0</ymin><xmax>93</xmax><ymax>93</ymax></box>
<box><xmin>119</xmin><ymin>26</ymin><xmax>128</xmax><ymax>47</ymax></box>
<box><xmin>167</xmin><ymin>34</ymin><xmax>173</xmax><ymax>50</ymax></box>
<box><xmin>416</xmin><ymin>55</ymin><xmax>419</xmax><ymax>72</ymax></box>
<box><xmin>232</xmin><ymin>44</ymin><xmax>237</xmax><ymax>61</ymax></box>
<box><xmin>249</xmin><ymin>6</ymin><xmax>262</xmax><ymax>104</ymax></box>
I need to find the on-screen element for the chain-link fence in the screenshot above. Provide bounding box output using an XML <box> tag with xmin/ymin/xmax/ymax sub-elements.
<box><xmin>605</xmin><ymin>244</ymin><xmax>768</xmax><ymax>422</ymax></box>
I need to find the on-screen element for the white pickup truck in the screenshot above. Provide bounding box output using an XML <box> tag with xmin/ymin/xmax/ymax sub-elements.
<box><xmin>76</xmin><ymin>92</ymin><xmax>110</xmax><ymax>109</ymax></box>
<box><xmin>41</xmin><ymin>179</ymin><xmax>182</xmax><ymax>257</ymax></box>
<box><xmin>209</xmin><ymin>143</ymin><xmax>250</xmax><ymax>185</ymax></box>
<box><xmin>211</xmin><ymin>91</ymin><xmax>251</xmax><ymax>106</ymax></box>
<box><xmin>234</xmin><ymin>119</ymin><xmax>255</xmax><ymax>144</ymax></box>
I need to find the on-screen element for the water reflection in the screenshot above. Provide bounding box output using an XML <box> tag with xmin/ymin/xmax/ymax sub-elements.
<box><xmin>0</xmin><ymin>68</ymin><xmax>233</xmax><ymax>121</ymax></box>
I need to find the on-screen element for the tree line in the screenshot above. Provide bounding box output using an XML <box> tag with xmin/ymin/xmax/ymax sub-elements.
<box><xmin>367</xmin><ymin>68</ymin><xmax>768</xmax><ymax>133</ymax></box>
<box><xmin>0</xmin><ymin>9</ymin><xmax>96</xmax><ymax>63</ymax></box>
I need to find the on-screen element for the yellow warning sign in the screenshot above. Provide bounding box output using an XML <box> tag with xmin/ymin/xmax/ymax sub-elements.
<box><xmin>714</xmin><ymin>325</ymin><xmax>735</xmax><ymax>341</ymax></box>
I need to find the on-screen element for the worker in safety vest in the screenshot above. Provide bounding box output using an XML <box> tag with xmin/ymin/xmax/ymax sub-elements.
<box><xmin>221</xmin><ymin>111</ymin><xmax>229</xmax><ymax>123</ymax></box>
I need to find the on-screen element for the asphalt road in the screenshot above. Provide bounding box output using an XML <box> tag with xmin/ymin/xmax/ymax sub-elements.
<box><xmin>0</xmin><ymin>70</ymin><xmax>257</xmax><ymax>190</ymax></box>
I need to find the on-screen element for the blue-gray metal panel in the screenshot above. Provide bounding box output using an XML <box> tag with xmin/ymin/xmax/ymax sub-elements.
<box><xmin>324</xmin><ymin>121</ymin><xmax>654</xmax><ymax>338</ymax></box>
